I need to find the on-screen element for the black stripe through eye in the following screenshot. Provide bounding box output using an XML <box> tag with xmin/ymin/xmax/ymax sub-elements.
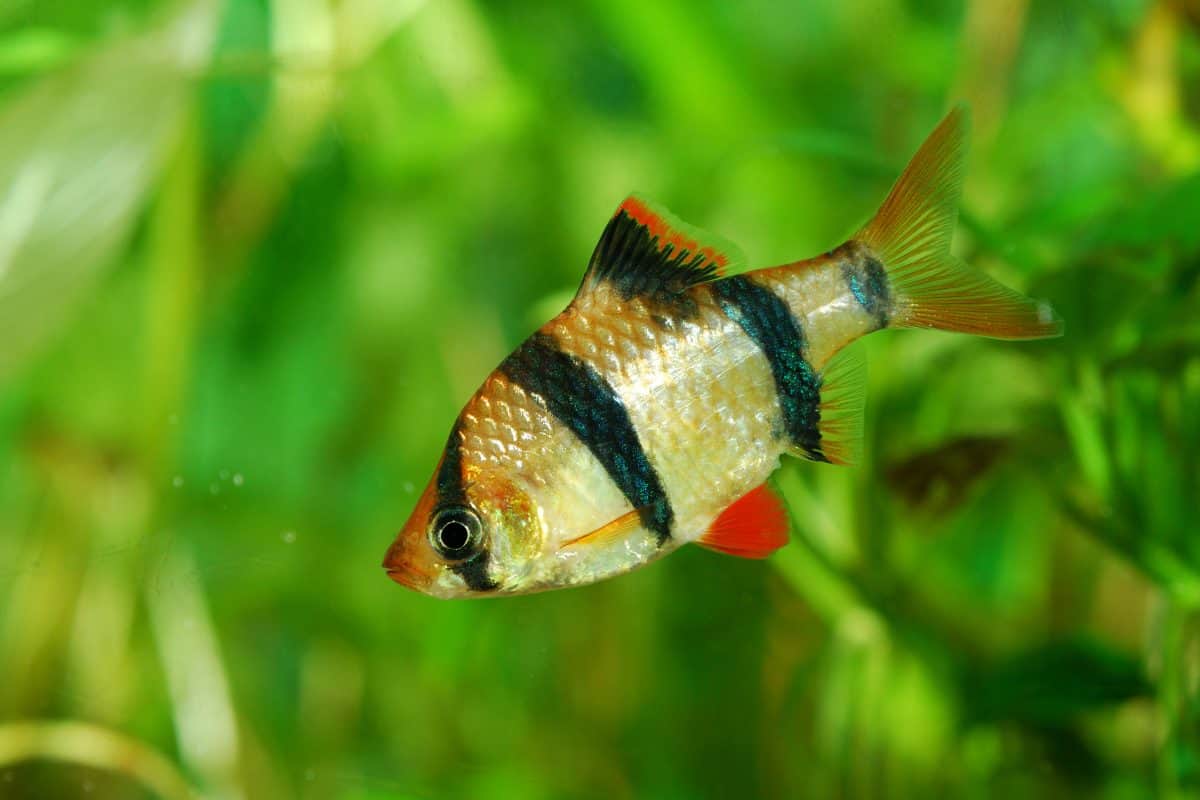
<box><xmin>429</xmin><ymin>504</ymin><xmax>498</xmax><ymax>592</ymax></box>
<box><xmin>431</xmin><ymin>425</ymin><xmax>499</xmax><ymax>592</ymax></box>
<box><xmin>709</xmin><ymin>276</ymin><xmax>824</xmax><ymax>460</ymax></box>
<box><xmin>499</xmin><ymin>332</ymin><xmax>673</xmax><ymax>544</ymax></box>
<box><xmin>452</xmin><ymin>553</ymin><xmax>497</xmax><ymax>592</ymax></box>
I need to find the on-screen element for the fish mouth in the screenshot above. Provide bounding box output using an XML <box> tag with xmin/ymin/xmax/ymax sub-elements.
<box><xmin>383</xmin><ymin>561</ymin><xmax>431</xmax><ymax>590</ymax></box>
<box><xmin>381</xmin><ymin>541</ymin><xmax>433</xmax><ymax>590</ymax></box>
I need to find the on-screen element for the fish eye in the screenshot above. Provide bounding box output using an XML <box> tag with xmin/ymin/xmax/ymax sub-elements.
<box><xmin>429</xmin><ymin>506</ymin><xmax>482</xmax><ymax>559</ymax></box>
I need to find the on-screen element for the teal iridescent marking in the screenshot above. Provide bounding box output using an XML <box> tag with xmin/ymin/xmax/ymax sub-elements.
<box><xmin>842</xmin><ymin>254</ymin><xmax>891</xmax><ymax>327</ymax></box>
<box><xmin>848</xmin><ymin>273</ymin><xmax>868</xmax><ymax>309</ymax></box>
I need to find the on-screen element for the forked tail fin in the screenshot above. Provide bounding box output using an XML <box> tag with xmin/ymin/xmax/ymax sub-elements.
<box><xmin>855</xmin><ymin>105</ymin><xmax>1062</xmax><ymax>340</ymax></box>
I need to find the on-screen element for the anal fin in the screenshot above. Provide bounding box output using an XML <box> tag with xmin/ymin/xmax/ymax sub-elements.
<box><xmin>815</xmin><ymin>342</ymin><xmax>868</xmax><ymax>466</ymax></box>
<box><xmin>697</xmin><ymin>484</ymin><xmax>790</xmax><ymax>559</ymax></box>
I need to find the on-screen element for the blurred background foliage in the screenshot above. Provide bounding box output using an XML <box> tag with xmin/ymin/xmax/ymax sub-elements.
<box><xmin>0</xmin><ymin>0</ymin><xmax>1198</xmax><ymax>797</ymax></box>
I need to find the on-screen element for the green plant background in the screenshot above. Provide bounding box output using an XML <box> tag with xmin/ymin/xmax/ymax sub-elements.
<box><xmin>0</xmin><ymin>1</ymin><xmax>1197</xmax><ymax>798</ymax></box>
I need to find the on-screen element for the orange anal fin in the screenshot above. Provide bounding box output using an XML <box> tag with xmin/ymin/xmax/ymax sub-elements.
<box><xmin>697</xmin><ymin>484</ymin><xmax>790</xmax><ymax>559</ymax></box>
<box><xmin>560</xmin><ymin>507</ymin><xmax>644</xmax><ymax>550</ymax></box>
<box><xmin>815</xmin><ymin>342</ymin><xmax>868</xmax><ymax>467</ymax></box>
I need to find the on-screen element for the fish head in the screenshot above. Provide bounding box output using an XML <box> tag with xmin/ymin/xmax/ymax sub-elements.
<box><xmin>383</xmin><ymin>454</ymin><xmax>543</xmax><ymax>598</ymax></box>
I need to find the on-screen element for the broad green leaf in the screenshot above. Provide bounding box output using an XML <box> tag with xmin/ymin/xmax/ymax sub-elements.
<box><xmin>0</xmin><ymin>1</ymin><xmax>218</xmax><ymax>380</ymax></box>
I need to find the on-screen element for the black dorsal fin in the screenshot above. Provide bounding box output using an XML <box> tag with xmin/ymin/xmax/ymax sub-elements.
<box><xmin>579</xmin><ymin>195</ymin><xmax>744</xmax><ymax>301</ymax></box>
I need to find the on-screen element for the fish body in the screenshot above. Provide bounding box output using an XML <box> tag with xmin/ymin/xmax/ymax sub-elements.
<box><xmin>384</xmin><ymin>107</ymin><xmax>1061</xmax><ymax>598</ymax></box>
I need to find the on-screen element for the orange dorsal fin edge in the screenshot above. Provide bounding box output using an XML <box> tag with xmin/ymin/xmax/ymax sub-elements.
<box><xmin>578</xmin><ymin>194</ymin><xmax>746</xmax><ymax>300</ymax></box>
<box><xmin>697</xmin><ymin>484</ymin><xmax>790</xmax><ymax>559</ymax></box>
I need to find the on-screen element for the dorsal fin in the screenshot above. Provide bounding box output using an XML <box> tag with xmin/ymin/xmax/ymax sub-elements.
<box><xmin>579</xmin><ymin>194</ymin><xmax>745</xmax><ymax>301</ymax></box>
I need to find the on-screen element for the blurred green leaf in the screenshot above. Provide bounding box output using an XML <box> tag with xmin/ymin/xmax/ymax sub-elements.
<box><xmin>966</xmin><ymin>638</ymin><xmax>1149</xmax><ymax>726</ymax></box>
<box><xmin>0</xmin><ymin>28</ymin><xmax>78</xmax><ymax>76</ymax></box>
<box><xmin>0</xmin><ymin>1</ymin><xmax>217</xmax><ymax>381</ymax></box>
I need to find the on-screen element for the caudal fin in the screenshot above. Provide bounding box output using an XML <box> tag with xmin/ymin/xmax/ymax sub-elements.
<box><xmin>855</xmin><ymin>105</ymin><xmax>1062</xmax><ymax>340</ymax></box>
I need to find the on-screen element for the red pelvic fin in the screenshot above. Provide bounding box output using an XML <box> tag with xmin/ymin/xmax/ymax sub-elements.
<box><xmin>697</xmin><ymin>484</ymin><xmax>790</xmax><ymax>559</ymax></box>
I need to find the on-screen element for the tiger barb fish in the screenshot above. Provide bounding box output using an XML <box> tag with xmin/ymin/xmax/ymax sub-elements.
<box><xmin>382</xmin><ymin>106</ymin><xmax>1062</xmax><ymax>598</ymax></box>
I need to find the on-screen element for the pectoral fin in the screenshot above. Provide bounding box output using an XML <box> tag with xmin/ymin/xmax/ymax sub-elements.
<box><xmin>560</xmin><ymin>507</ymin><xmax>645</xmax><ymax>550</ymax></box>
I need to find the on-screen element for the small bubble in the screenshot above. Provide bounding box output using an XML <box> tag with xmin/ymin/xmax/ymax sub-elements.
<box><xmin>168</xmin><ymin>414</ymin><xmax>179</xmax><ymax>426</ymax></box>
<box><xmin>219</xmin><ymin>469</ymin><xmax>230</xmax><ymax>480</ymax></box>
<box><xmin>402</xmin><ymin>481</ymin><xmax>415</xmax><ymax>494</ymax></box>
<box><xmin>172</xmin><ymin>476</ymin><xmax>184</xmax><ymax>488</ymax></box>
<box><xmin>209</xmin><ymin>483</ymin><xmax>220</xmax><ymax>495</ymax></box>
<box><xmin>304</xmin><ymin>768</ymin><xmax>316</xmax><ymax>782</ymax></box>
<box><xmin>233</xmin><ymin>473</ymin><xmax>244</xmax><ymax>487</ymax></box>
<box><xmin>282</xmin><ymin>530</ymin><xmax>296</xmax><ymax>544</ymax></box>
<box><xmin>83</xmin><ymin>780</ymin><xmax>94</xmax><ymax>793</ymax></box>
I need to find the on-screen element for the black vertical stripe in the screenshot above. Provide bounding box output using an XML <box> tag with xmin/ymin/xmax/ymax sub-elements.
<box><xmin>499</xmin><ymin>332</ymin><xmax>674</xmax><ymax>544</ymax></box>
<box><xmin>435</xmin><ymin>424</ymin><xmax>499</xmax><ymax>592</ymax></box>
<box><xmin>708</xmin><ymin>276</ymin><xmax>826</xmax><ymax>460</ymax></box>
<box><xmin>436</xmin><ymin>424</ymin><xmax>468</xmax><ymax>506</ymax></box>
<box><xmin>450</xmin><ymin>550</ymin><xmax>497</xmax><ymax>592</ymax></box>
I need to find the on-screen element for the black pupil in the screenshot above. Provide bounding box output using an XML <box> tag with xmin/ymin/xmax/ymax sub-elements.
<box><xmin>438</xmin><ymin>519</ymin><xmax>471</xmax><ymax>551</ymax></box>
